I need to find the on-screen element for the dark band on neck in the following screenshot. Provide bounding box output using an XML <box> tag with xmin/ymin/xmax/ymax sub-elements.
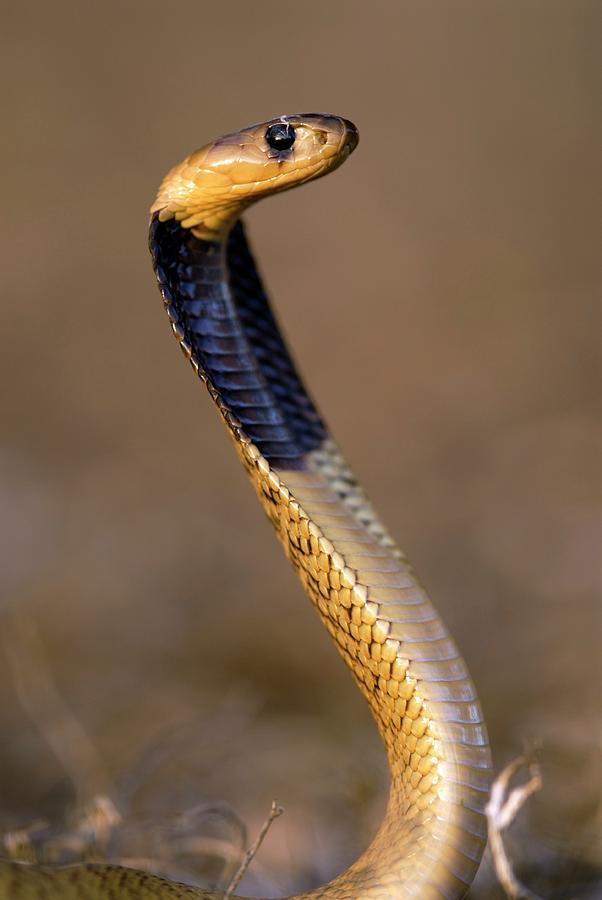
<box><xmin>149</xmin><ymin>215</ymin><xmax>327</xmax><ymax>469</ymax></box>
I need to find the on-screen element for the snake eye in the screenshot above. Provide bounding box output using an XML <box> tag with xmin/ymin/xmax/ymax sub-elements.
<box><xmin>265</xmin><ymin>122</ymin><xmax>296</xmax><ymax>151</ymax></box>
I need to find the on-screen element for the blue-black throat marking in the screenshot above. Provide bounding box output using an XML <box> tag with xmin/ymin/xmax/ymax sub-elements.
<box><xmin>149</xmin><ymin>215</ymin><xmax>327</xmax><ymax>469</ymax></box>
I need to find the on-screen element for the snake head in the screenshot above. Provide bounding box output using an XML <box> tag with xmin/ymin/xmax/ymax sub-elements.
<box><xmin>151</xmin><ymin>113</ymin><xmax>358</xmax><ymax>241</ymax></box>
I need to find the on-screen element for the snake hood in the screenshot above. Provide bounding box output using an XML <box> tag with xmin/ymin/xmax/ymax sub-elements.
<box><xmin>0</xmin><ymin>113</ymin><xmax>491</xmax><ymax>900</ymax></box>
<box><xmin>151</xmin><ymin>113</ymin><xmax>358</xmax><ymax>241</ymax></box>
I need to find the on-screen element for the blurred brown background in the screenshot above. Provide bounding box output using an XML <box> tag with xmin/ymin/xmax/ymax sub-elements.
<box><xmin>1</xmin><ymin>2</ymin><xmax>600</xmax><ymax>897</ymax></box>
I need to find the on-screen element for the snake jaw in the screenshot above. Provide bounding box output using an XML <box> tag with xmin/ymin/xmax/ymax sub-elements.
<box><xmin>150</xmin><ymin>113</ymin><xmax>358</xmax><ymax>241</ymax></box>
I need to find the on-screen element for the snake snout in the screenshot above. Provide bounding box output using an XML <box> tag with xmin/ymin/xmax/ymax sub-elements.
<box><xmin>341</xmin><ymin>118</ymin><xmax>359</xmax><ymax>153</ymax></box>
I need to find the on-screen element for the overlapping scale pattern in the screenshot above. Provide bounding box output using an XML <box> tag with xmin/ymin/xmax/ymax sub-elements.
<box><xmin>0</xmin><ymin>116</ymin><xmax>491</xmax><ymax>900</ymax></box>
<box><xmin>147</xmin><ymin>214</ymin><xmax>492</xmax><ymax>899</ymax></box>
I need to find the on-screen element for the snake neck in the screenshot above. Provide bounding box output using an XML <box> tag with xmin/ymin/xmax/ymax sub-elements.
<box><xmin>149</xmin><ymin>214</ymin><xmax>492</xmax><ymax>899</ymax></box>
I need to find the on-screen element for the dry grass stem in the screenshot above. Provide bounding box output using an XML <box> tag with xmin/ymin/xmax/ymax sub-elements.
<box><xmin>2</xmin><ymin>821</ymin><xmax>48</xmax><ymax>863</ymax></box>
<box><xmin>2</xmin><ymin>605</ymin><xmax>112</xmax><ymax>805</ymax></box>
<box><xmin>72</xmin><ymin>794</ymin><xmax>122</xmax><ymax>855</ymax></box>
<box><xmin>223</xmin><ymin>800</ymin><xmax>284</xmax><ymax>899</ymax></box>
<box><xmin>486</xmin><ymin>753</ymin><xmax>544</xmax><ymax>899</ymax></box>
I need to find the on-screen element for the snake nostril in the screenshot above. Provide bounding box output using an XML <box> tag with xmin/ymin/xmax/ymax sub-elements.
<box><xmin>265</xmin><ymin>122</ymin><xmax>296</xmax><ymax>151</ymax></box>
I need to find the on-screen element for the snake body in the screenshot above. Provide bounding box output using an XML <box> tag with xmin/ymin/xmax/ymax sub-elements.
<box><xmin>1</xmin><ymin>114</ymin><xmax>491</xmax><ymax>899</ymax></box>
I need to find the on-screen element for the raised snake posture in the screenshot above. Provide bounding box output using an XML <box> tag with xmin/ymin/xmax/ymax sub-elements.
<box><xmin>1</xmin><ymin>114</ymin><xmax>491</xmax><ymax>899</ymax></box>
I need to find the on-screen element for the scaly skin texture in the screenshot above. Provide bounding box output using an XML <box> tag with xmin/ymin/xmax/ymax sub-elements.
<box><xmin>0</xmin><ymin>114</ymin><xmax>491</xmax><ymax>899</ymax></box>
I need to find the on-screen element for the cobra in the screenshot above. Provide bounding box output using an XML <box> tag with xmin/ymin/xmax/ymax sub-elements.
<box><xmin>0</xmin><ymin>114</ymin><xmax>491</xmax><ymax>899</ymax></box>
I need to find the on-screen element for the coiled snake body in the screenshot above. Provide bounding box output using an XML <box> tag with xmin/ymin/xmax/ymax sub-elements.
<box><xmin>0</xmin><ymin>114</ymin><xmax>491</xmax><ymax>899</ymax></box>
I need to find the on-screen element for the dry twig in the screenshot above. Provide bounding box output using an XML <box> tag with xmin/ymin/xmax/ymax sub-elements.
<box><xmin>486</xmin><ymin>752</ymin><xmax>544</xmax><ymax>899</ymax></box>
<box><xmin>223</xmin><ymin>800</ymin><xmax>283</xmax><ymax>899</ymax></box>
